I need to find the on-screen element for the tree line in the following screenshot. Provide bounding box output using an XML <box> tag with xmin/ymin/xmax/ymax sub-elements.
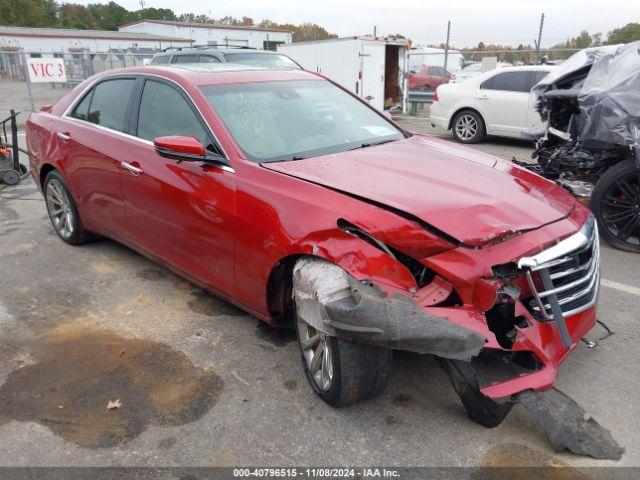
<box><xmin>0</xmin><ymin>0</ymin><xmax>336</xmax><ymax>42</ymax></box>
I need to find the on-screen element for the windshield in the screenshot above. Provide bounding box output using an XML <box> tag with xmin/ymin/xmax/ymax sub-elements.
<box><xmin>225</xmin><ymin>53</ymin><xmax>300</xmax><ymax>69</ymax></box>
<box><xmin>201</xmin><ymin>80</ymin><xmax>405</xmax><ymax>162</ymax></box>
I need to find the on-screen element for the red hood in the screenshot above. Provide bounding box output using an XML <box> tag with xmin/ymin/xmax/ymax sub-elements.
<box><xmin>262</xmin><ymin>135</ymin><xmax>576</xmax><ymax>246</ymax></box>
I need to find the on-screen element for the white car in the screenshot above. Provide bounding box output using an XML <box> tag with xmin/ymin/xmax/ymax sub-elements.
<box><xmin>453</xmin><ymin>62</ymin><xmax>513</xmax><ymax>83</ymax></box>
<box><xmin>430</xmin><ymin>66</ymin><xmax>554</xmax><ymax>143</ymax></box>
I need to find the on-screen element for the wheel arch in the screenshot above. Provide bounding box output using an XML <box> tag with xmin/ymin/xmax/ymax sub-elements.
<box><xmin>39</xmin><ymin>163</ymin><xmax>57</xmax><ymax>189</ymax></box>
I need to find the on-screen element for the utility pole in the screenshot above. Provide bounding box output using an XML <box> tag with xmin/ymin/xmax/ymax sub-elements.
<box><xmin>373</xmin><ymin>25</ymin><xmax>377</xmax><ymax>38</ymax></box>
<box><xmin>443</xmin><ymin>20</ymin><xmax>451</xmax><ymax>83</ymax></box>
<box><xmin>534</xmin><ymin>13</ymin><xmax>545</xmax><ymax>64</ymax></box>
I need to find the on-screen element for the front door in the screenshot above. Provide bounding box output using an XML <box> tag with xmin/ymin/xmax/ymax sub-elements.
<box><xmin>120</xmin><ymin>78</ymin><xmax>236</xmax><ymax>294</ymax></box>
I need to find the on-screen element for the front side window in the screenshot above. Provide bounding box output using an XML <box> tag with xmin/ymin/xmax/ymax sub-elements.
<box><xmin>482</xmin><ymin>71</ymin><xmax>529</xmax><ymax>92</ymax></box>
<box><xmin>136</xmin><ymin>80</ymin><xmax>209</xmax><ymax>147</ymax></box>
<box><xmin>201</xmin><ymin>79</ymin><xmax>404</xmax><ymax>162</ymax></box>
<box><xmin>528</xmin><ymin>70</ymin><xmax>551</xmax><ymax>90</ymax></box>
<box><xmin>72</xmin><ymin>79</ymin><xmax>135</xmax><ymax>132</ymax></box>
<box><xmin>226</xmin><ymin>53</ymin><xmax>300</xmax><ymax>69</ymax></box>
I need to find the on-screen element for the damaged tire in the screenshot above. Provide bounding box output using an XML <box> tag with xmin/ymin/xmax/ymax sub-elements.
<box><xmin>293</xmin><ymin>258</ymin><xmax>392</xmax><ymax>407</ymax></box>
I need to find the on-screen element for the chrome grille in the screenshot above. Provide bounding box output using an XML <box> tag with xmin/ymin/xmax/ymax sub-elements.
<box><xmin>518</xmin><ymin>215</ymin><xmax>600</xmax><ymax>347</ymax></box>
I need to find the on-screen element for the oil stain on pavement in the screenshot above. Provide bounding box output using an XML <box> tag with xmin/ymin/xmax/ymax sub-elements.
<box><xmin>0</xmin><ymin>326</ymin><xmax>223</xmax><ymax>448</ymax></box>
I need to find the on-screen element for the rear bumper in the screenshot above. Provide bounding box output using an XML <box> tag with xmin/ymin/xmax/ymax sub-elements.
<box><xmin>428</xmin><ymin>104</ymin><xmax>449</xmax><ymax>130</ymax></box>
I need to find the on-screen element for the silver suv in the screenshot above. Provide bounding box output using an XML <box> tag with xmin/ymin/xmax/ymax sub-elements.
<box><xmin>150</xmin><ymin>46</ymin><xmax>301</xmax><ymax>69</ymax></box>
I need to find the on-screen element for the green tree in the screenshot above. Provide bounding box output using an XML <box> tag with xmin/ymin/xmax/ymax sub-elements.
<box><xmin>606</xmin><ymin>23</ymin><xmax>640</xmax><ymax>44</ymax></box>
<box><xmin>0</xmin><ymin>0</ymin><xmax>58</xmax><ymax>27</ymax></box>
<box><xmin>58</xmin><ymin>3</ymin><xmax>97</xmax><ymax>29</ymax></box>
<box><xmin>574</xmin><ymin>30</ymin><xmax>592</xmax><ymax>48</ymax></box>
<box><xmin>88</xmin><ymin>1</ymin><xmax>132</xmax><ymax>30</ymax></box>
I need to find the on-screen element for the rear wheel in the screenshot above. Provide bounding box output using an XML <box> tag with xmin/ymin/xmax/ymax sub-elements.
<box><xmin>44</xmin><ymin>170</ymin><xmax>91</xmax><ymax>246</ymax></box>
<box><xmin>452</xmin><ymin>110</ymin><xmax>485</xmax><ymax>144</ymax></box>
<box><xmin>591</xmin><ymin>159</ymin><xmax>640</xmax><ymax>253</ymax></box>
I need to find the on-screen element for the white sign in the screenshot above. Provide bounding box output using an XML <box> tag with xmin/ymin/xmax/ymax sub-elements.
<box><xmin>26</xmin><ymin>58</ymin><xmax>67</xmax><ymax>83</ymax></box>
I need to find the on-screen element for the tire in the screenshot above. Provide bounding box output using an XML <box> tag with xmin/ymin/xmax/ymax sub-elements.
<box><xmin>591</xmin><ymin>159</ymin><xmax>640</xmax><ymax>253</ymax></box>
<box><xmin>451</xmin><ymin>110</ymin><xmax>485</xmax><ymax>144</ymax></box>
<box><xmin>44</xmin><ymin>170</ymin><xmax>92</xmax><ymax>246</ymax></box>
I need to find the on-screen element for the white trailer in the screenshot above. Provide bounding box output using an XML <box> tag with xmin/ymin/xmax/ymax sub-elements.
<box><xmin>278</xmin><ymin>37</ymin><xmax>406</xmax><ymax>111</ymax></box>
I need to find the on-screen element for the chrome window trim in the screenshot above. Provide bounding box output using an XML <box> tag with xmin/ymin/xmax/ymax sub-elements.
<box><xmin>61</xmin><ymin>72</ymin><xmax>233</xmax><ymax>171</ymax></box>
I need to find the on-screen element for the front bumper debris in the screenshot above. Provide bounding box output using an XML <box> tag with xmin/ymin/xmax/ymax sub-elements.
<box><xmin>293</xmin><ymin>257</ymin><xmax>623</xmax><ymax>460</ymax></box>
<box><xmin>293</xmin><ymin>257</ymin><xmax>486</xmax><ymax>361</ymax></box>
<box><xmin>439</xmin><ymin>358</ymin><xmax>624</xmax><ymax>460</ymax></box>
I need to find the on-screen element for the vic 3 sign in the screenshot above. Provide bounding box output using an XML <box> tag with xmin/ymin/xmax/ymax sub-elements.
<box><xmin>27</xmin><ymin>58</ymin><xmax>67</xmax><ymax>83</ymax></box>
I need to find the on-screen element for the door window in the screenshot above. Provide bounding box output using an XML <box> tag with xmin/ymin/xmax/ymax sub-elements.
<box><xmin>199</xmin><ymin>55</ymin><xmax>221</xmax><ymax>63</ymax></box>
<box><xmin>527</xmin><ymin>70</ymin><xmax>551</xmax><ymax>89</ymax></box>
<box><xmin>481</xmin><ymin>71</ymin><xmax>529</xmax><ymax>92</ymax></box>
<box><xmin>71</xmin><ymin>78</ymin><xmax>135</xmax><ymax>132</ymax></box>
<box><xmin>136</xmin><ymin>80</ymin><xmax>209</xmax><ymax>147</ymax></box>
<box><xmin>173</xmin><ymin>54</ymin><xmax>199</xmax><ymax>63</ymax></box>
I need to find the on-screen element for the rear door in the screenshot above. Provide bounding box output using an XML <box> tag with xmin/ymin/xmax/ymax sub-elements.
<box><xmin>120</xmin><ymin>77</ymin><xmax>236</xmax><ymax>294</ymax></box>
<box><xmin>476</xmin><ymin>70</ymin><xmax>531</xmax><ymax>136</ymax></box>
<box><xmin>60</xmin><ymin>77</ymin><xmax>137</xmax><ymax>234</ymax></box>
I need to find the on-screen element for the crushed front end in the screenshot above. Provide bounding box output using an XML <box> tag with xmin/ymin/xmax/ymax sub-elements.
<box><xmin>294</xmin><ymin>208</ymin><xmax>623</xmax><ymax>459</ymax></box>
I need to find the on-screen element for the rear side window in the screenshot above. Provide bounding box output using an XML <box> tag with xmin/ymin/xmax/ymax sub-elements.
<box><xmin>151</xmin><ymin>55</ymin><xmax>171</xmax><ymax>65</ymax></box>
<box><xmin>136</xmin><ymin>80</ymin><xmax>209</xmax><ymax>147</ymax></box>
<box><xmin>199</xmin><ymin>55</ymin><xmax>221</xmax><ymax>63</ymax></box>
<box><xmin>481</xmin><ymin>72</ymin><xmax>529</xmax><ymax>92</ymax></box>
<box><xmin>173</xmin><ymin>54</ymin><xmax>199</xmax><ymax>64</ymax></box>
<box><xmin>71</xmin><ymin>79</ymin><xmax>135</xmax><ymax>132</ymax></box>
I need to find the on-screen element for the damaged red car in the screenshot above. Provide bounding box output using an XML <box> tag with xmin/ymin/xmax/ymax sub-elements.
<box><xmin>25</xmin><ymin>64</ymin><xmax>620</xmax><ymax>458</ymax></box>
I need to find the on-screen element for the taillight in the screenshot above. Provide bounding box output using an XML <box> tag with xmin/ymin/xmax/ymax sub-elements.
<box><xmin>433</xmin><ymin>90</ymin><xmax>439</xmax><ymax>102</ymax></box>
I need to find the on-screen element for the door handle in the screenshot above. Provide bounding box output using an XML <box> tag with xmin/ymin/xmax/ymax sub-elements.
<box><xmin>56</xmin><ymin>131</ymin><xmax>71</xmax><ymax>141</ymax></box>
<box><xmin>478</xmin><ymin>94</ymin><xmax>489</xmax><ymax>100</ymax></box>
<box><xmin>120</xmin><ymin>161</ymin><xmax>143</xmax><ymax>175</ymax></box>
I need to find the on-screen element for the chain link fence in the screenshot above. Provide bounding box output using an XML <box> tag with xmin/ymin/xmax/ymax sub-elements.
<box><xmin>0</xmin><ymin>51</ymin><xmax>156</xmax><ymax>127</ymax></box>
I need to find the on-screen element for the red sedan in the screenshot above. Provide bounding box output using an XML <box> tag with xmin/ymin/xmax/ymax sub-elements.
<box><xmin>26</xmin><ymin>64</ymin><xmax>599</xmax><ymax>425</ymax></box>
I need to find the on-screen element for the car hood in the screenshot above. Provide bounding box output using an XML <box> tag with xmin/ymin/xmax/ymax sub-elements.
<box><xmin>262</xmin><ymin>135</ymin><xmax>576</xmax><ymax>247</ymax></box>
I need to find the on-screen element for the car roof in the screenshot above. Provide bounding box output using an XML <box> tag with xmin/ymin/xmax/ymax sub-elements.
<box><xmin>93</xmin><ymin>63</ymin><xmax>318</xmax><ymax>86</ymax></box>
<box><xmin>155</xmin><ymin>47</ymin><xmax>284</xmax><ymax>57</ymax></box>
<box><xmin>469</xmin><ymin>64</ymin><xmax>555</xmax><ymax>81</ymax></box>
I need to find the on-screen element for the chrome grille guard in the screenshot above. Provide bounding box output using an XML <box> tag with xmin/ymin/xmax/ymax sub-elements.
<box><xmin>518</xmin><ymin>215</ymin><xmax>600</xmax><ymax>348</ymax></box>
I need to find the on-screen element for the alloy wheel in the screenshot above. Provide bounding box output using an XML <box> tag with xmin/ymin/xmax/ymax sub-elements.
<box><xmin>46</xmin><ymin>178</ymin><xmax>75</xmax><ymax>240</ymax></box>
<box><xmin>600</xmin><ymin>172</ymin><xmax>640</xmax><ymax>249</ymax></box>
<box><xmin>455</xmin><ymin>114</ymin><xmax>478</xmax><ymax>141</ymax></box>
<box><xmin>297</xmin><ymin>320</ymin><xmax>334</xmax><ymax>392</ymax></box>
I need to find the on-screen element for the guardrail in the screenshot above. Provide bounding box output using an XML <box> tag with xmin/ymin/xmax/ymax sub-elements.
<box><xmin>406</xmin><ymin>90</ymin><xmax>435</xmax><ymax>114</ymax></box>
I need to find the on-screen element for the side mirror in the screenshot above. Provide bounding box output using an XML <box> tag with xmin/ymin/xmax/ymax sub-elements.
<box><xmin>154</xmin><ymin>135</ymin><xmax>206</xmax><ymax>160</ymax></box>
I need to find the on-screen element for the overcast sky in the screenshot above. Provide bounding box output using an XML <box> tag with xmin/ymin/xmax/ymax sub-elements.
<box><xmin>100</xmin><ymin>0</ymin><xmax>638</xmax><ymax>48</ymax></box>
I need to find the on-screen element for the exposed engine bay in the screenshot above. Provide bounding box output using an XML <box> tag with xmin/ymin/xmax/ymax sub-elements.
<box><xmin>517</xmin><ymin>41</ymin><xmax>640</xmax><ymax>252</ymax></box>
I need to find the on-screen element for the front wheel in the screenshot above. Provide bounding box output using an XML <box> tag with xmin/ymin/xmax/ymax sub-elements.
<box><xmin>452</xmin><ymin>110</ymin><xmax>485</xmax><ymax>144</ymax></box>
<box><xmin>295</xmin><ymin>316</ymin><xmax>393</xmax><ymax>407</ymax></box>
<box><xmin>591</xmin><ymin>159</ymin><xmax>640</xmax><ymax>253</ymax></box>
